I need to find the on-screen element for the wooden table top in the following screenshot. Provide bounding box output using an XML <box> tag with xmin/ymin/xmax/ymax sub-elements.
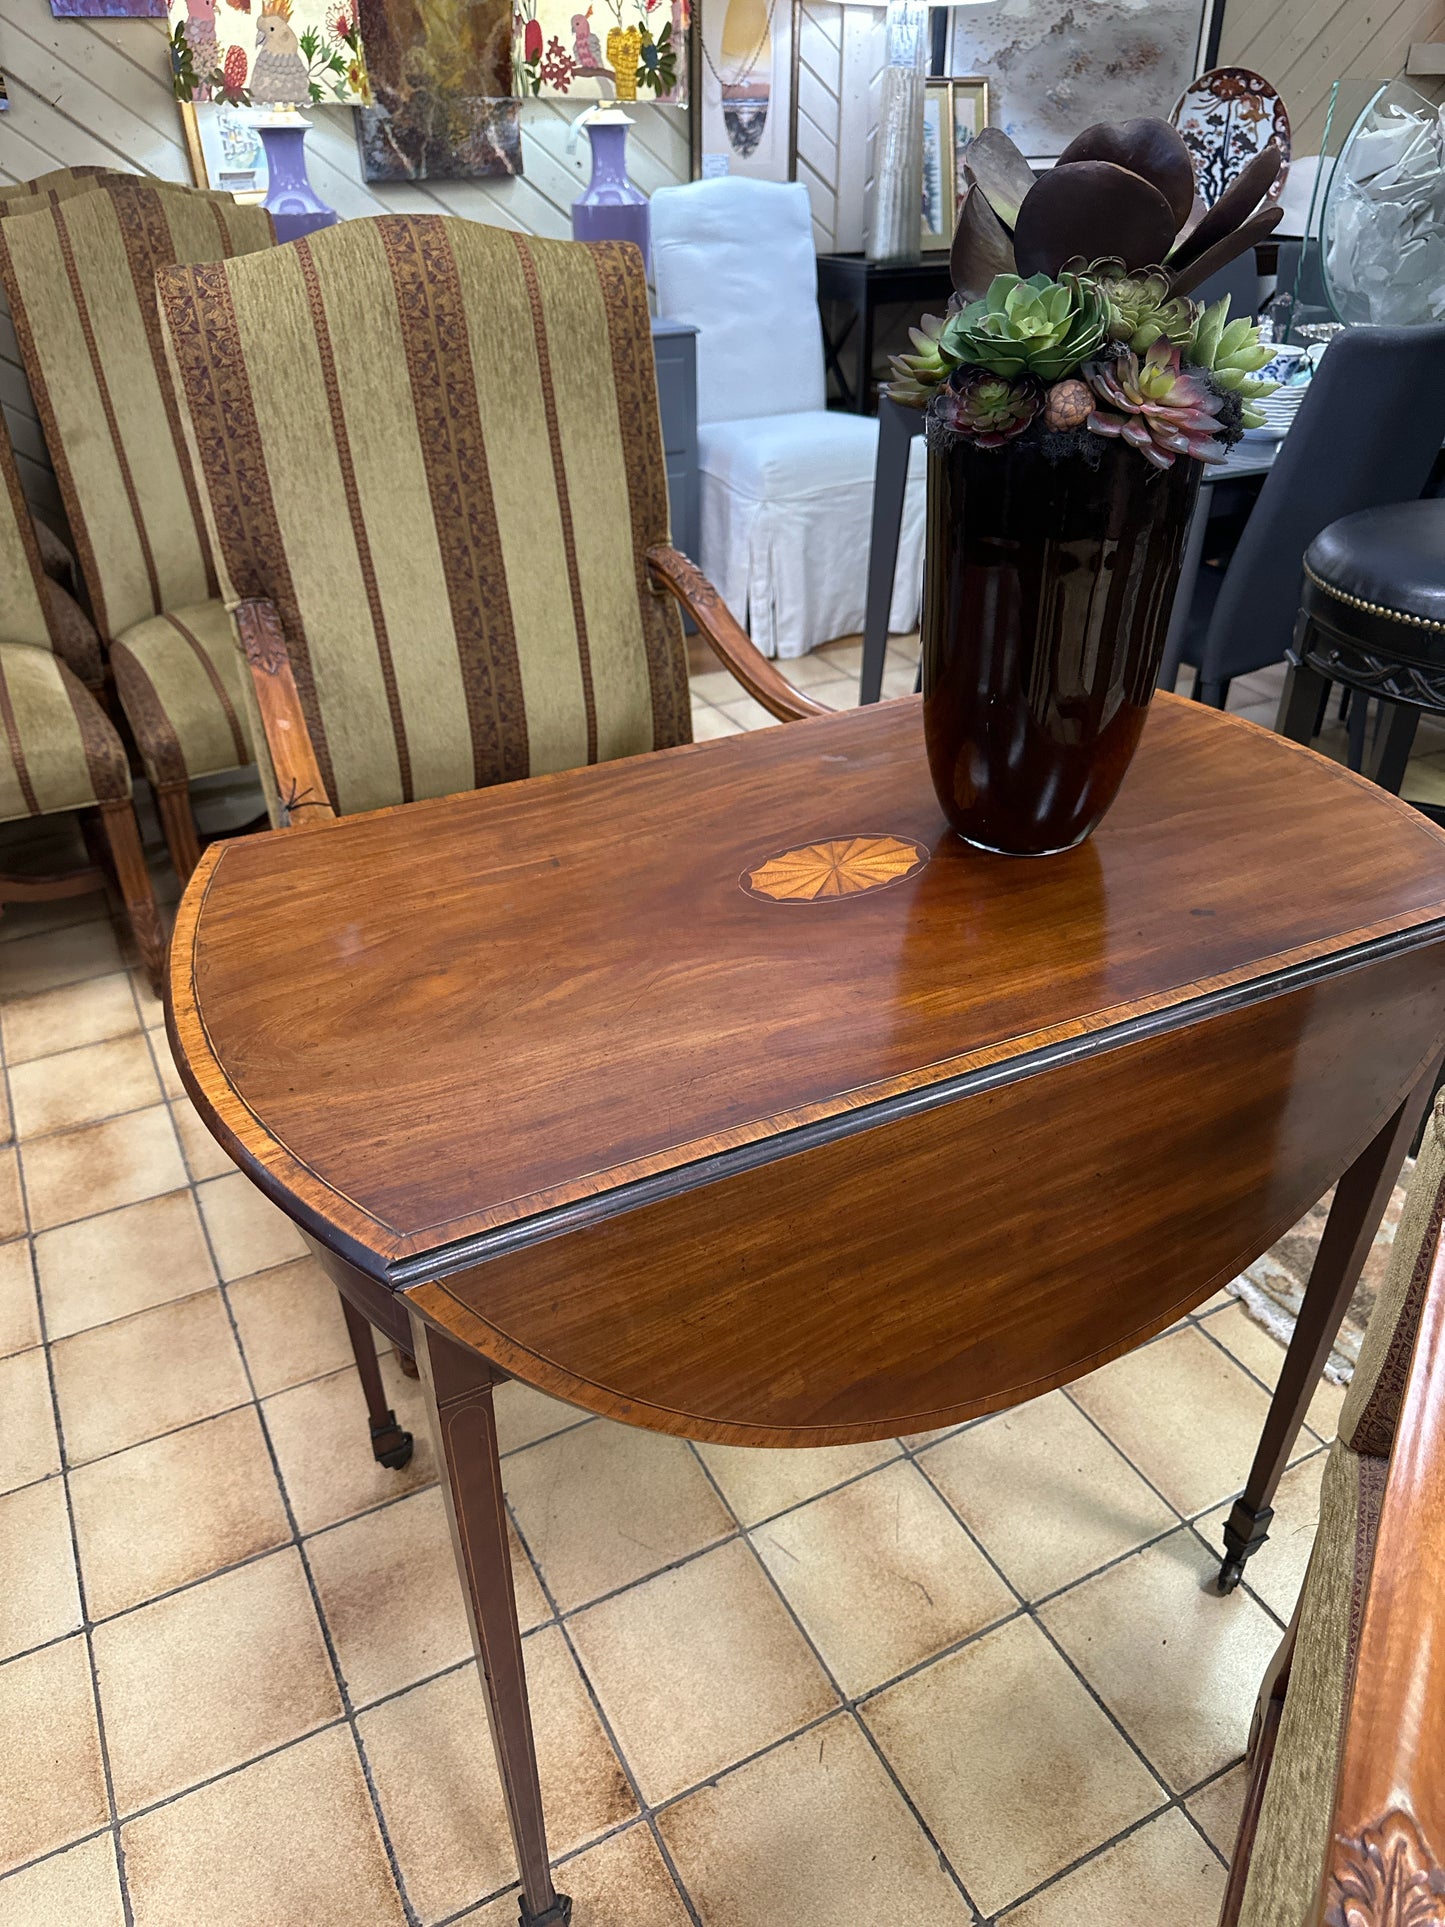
<box><xmin>174</xmin><ymin>695</ymin><xmax>1445</xmax><ymax>1302</ymax></box>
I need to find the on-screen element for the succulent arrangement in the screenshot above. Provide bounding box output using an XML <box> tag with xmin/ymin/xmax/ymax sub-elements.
<box><xmin>887</xmin><ymin>116</ymin><xmax>1282</xmax><ymax>470</ymax></box>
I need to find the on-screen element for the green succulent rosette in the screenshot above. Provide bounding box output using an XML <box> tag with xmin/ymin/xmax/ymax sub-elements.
<box><xmin>885</xmin><ymin>314</ymin><xmax>951</xmax><ymax>407</ymax></box>
<box><xmin>934</xmin><ymin>369</ymin><xmax>1042</xmax><ymax>446</ymax></box>
<box><xmin>941</xmin><ymin>271</ymin><xmax>1109</xmax><ymax>383</ymax></box>
<box><xmin>1075</xmin><ymin>257</ymin><xmax>1198</xmax><ymax>352</ymax></box>
<box><xmin>1186</xmin><ymin>297</ymin><xmax>1278</xmax><ymax>427</ymax></box>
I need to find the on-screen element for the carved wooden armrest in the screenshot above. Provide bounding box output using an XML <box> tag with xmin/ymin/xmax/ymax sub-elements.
<box><xmin>233</xmin><ymin>599</ymin><xmax>336</xmax><ymax>828</ymax></box>
<box><xmin>645</xmin><ymin>544</ymin><xmax>829</xmax><ymax>724</ymax></box>
<box><xmin>1313</xmin><ymin>1212</ymin><xmax>1445</xmax><ymax>1923</ymax></box>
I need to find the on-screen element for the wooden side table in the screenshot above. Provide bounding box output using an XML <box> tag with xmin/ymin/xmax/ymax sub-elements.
<box><xmin>171</xmin><ymin>697</ymin><xmax>1445</xmax><ymax>1924</ymax></box>
<box><xmin>815</xmin><ymin>251</ymin><xmax>954</xmax><ymax>413</ymax></box>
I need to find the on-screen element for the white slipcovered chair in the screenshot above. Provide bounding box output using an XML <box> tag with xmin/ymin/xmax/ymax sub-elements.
<box><xmin>651</xmin><ymin>177</ymin><xmax>925</xmax><ymax>660</ymax></box>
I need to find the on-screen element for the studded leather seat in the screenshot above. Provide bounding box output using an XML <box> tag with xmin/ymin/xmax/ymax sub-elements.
<box><xmin>1279</xmin><ymin>499</ymin><xmax>1445</xmax><ymax>796</ymax></box>
<box><xmin>1303</xmin><ymin>499</ymin><xmax>1445</xmax><ymax>664</ymax></box>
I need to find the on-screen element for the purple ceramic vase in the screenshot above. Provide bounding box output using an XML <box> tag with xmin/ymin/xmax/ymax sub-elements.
<box><xmin>571</xmin><ymin>109</ymin><xmax>650</xmax><ymax>274</ymax></box>
<box><xmin>255</xmin><ymin>117</ymin><xmax>338</xmax><ymax>246</ymax></box>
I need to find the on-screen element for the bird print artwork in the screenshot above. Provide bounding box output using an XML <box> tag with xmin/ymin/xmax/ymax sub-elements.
<box><xmin>251</xmin><ymin>0</ymin><xmax>312</xmax><ymax>106</ymax></box>
<box><xmin>571</xmin><ymin>9</ymin><xmax>603</xmax><ymax>70</ymax></box>
<box><xmin>182</xmin><ymin>0</ymin><xmax>220</xmax><ymax>97</ymax></box>
<box><xmin>168</xmin><ymin>0</ymin><xmax>365</xmax><ymax>106</ymax></box>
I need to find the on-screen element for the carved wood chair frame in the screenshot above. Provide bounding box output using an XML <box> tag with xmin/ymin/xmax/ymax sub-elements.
<box><xmin>1221</xmin><ymin>1202</ymin><xmax>1445</xmax><ymax>1925</ymax></box>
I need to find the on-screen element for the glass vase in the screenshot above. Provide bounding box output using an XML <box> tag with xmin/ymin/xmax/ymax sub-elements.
<box><xmin>922</xmin><ymin>430</ymin><xmax>1203</xmax><ymax>856</ymax></box>
<box><xmin>867</xmin><ymin>0</ymin><xmax>927</xmax><ymax>265</ymax></box>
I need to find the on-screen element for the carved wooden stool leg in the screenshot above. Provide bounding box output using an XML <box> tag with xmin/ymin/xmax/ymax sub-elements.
<box><xmin>338</xmin><ymin>1293</ymin><xmax>413</xmax><ymax>1468</ymax></box>
<box><xmin>1275</xmin><ymin>647</ymin><xmax>1331</xmax><ymax>748</ymax></box>
<box><xmin>1218</xmin><ymin>1060</ymin><xmax>1441</xmax><ymax>1591</ymax></box>
<box><xmin>409</xmin><ymin>1311</ymin><xmax>570</xmax><ymax>1927</ymax></box>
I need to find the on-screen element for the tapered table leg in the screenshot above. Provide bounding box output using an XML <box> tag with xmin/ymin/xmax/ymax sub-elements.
<box><xmin>339</xmin><ymin>1294</ymin><xmax>413</xmax><ymax>1469</ymax></box>
<box><xmin>409</xmin><ymin>1310</ymin><xmax>571</xmax><ymax>1927</ymax></box>
<box><xmin>1217</xmin><ymin>1060</ymin><xmax>1442</xmax><ymax>1592</ymax></box>
<box><xmin>860</xmin><ymin>400</ymin><xmax>921</xmax><ymax>706</ymax></box>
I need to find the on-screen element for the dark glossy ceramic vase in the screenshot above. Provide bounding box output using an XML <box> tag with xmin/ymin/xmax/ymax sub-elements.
<box><xmin>921</xmin><ymin>429</ymin><xmax>1202</xmax><ymax>855</ymax></box>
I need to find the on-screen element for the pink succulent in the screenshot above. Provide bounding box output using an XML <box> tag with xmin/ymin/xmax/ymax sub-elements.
<box><xmin>1084</xmin><ymin>340</ymin><xmax>1227</xmax><ymax>469</ymax></box>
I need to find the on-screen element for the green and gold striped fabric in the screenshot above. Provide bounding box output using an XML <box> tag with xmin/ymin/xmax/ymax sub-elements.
<box><xmin>0</xmin><ymin>410</ymin><xmax>129</xmax><ymax>824</ymax></box>
<box><xmin>0</xmin><ymin>640</ymin><xmax>129</xmax><ymax>821</ymax></box>
<box><xmin>0</xmin><ymin>182</ymin><xmax>274</xmax><ymax>644</ymax></box>
<box><xmin>0</xmin><ymin>403</ymin><xmax>58</xmax><ymax>655</ymax></box>
<box><xmin>0</xmin><ymin>165</ymin><xmax>127</xmax><ymax>214</ymax></box>
<box><xmin>157</xmin><ymin>214</ymin><xmax>692</xmax><ymax>818</ymax></box>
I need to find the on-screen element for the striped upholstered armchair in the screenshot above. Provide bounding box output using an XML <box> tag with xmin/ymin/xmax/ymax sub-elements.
<box><xmin>0</xmin><ymin>181</ymin><xmax>275</xmax><ymax>886</ymax></box>
<box><xmin>155</xmin><ymin>212</ymin><xmax>823</xmax><ymax>1462</ymax></box>
<box><xmin>1223</xmin><ymin>1092</ymin><xmax>1445</xmax><ymax>1924</ymax></box>
<box><xmin>0</xmin><ymin>412</ymin><xmax>164</xmax><ymax>986</ymax></box>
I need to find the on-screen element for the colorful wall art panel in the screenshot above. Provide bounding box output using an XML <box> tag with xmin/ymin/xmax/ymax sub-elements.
<box><xmin>169</xmin><ymin>0</ymin><xmax>370</xmax><ymax>108</ymax></box>
<box><xmin>513</xmin><ymin>0</ymin><xmax>686</xmax><ymax>102</ymax></box>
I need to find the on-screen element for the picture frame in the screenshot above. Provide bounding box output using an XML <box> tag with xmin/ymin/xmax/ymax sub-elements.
<box><xmin>690</xmin><ymin>0</ymin><xmax>799</xmax><ymax>184</ymax></box>
<box><xmin>920</xmin><ymin>81</ymin><xmax>953</xmax><ymax>250</ymax></box>
<box><xmin>178</xmin><ymin>100</ymin><xmax>267</xmax><ymax>198</ymax></box>
<box><xmin>948</xmin><ymin>74</ymin><xmax>988</xmax><ymax>217</ymax></box>
<box><xmin>945</xmin><ymin>0</ymin><xmax>1219</xmax><ymax>162</ymax></box>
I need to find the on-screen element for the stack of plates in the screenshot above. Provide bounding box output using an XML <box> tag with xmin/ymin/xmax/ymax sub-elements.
<box><xmin>1242</xmin><ymin>384</ymin><xmax>1309</xmax><ymax>442</ymax></box>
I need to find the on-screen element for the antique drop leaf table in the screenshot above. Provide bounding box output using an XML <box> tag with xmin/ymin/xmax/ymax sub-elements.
<box><xmin>170</xmin><ymin>694</ymin><xmax>1445</xmax><ymax>1926</ymax></box>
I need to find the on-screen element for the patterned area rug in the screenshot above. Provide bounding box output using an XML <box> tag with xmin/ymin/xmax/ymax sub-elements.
<box><xmin>1225</xmin><ymin>1166</ymin><xmax>1412</xmax><ymax>1383</ymax></box>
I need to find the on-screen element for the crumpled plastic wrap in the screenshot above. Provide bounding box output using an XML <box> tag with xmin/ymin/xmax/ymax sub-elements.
<box><xmin>1323</xmin><ymin>82</ymin><xmax>1445</xmax><ymax>326</ymax></box>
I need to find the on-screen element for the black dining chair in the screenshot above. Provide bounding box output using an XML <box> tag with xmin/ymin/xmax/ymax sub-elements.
<box><xmin>1172</xmin><ymin>323</ymin><xmax>1445</xmax><ymax>706</ymax></box>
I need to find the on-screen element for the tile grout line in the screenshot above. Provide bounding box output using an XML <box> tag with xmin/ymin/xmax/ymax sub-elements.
<box><xmin>897</xmin><ymin>1446</ymin><xmax>1181</xmax><ymax>1797</ymax></box>
<box><xmin>682</xmin><ymin>1440</ymin><xmax>989</xmax><ymax>1924</ymax></box>
<box><xmin>130</xmin><ymin>1005</ymin><xmax>427</xmax><ymax>1927</ymax></box>
<box><xmin>0</xmin><ymin>990</ymin><xmax>136</xmax><ymax>1927</ymax></box>
<box><xmin>501</xmin><ymin>1496</ymin><xmax>706</xmax><ymax>1925</ymax></box>
<box><xmin>2</xmin><ymin>1328</ymin><xmax>1298</xmax><ymax>1909</ymax></box>
<box><xmin>4</xmin><ymin>1267</ymin><xmax>1312</xmax><ymax>1917</ymax></box>
<box><xmin>1</xmin><ymin>878</ymin><xmax>1336</xmax><ymax>1917</ymax></box>
<box><xmin>1055</xmin><ymin>1379</ymin><xmax>1297</xmax><ymax>1633</ymax></box>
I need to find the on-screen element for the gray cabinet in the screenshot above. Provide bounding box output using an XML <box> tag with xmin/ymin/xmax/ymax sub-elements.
<box><xmin>651</xmin><ymin>318</ymin><xmax>698</xmax><ymax>562</ymax></box>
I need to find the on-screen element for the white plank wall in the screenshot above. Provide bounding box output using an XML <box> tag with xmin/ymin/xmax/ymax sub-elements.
<box><xmin>0</xmin><ymin>0</ymin><xmax>875</xmax><ymax>518</ymax></box>
<box><xmin>1219</xmin><ymin>0</ymin><xmax>1445</xmax><ymax>148</ymax></box>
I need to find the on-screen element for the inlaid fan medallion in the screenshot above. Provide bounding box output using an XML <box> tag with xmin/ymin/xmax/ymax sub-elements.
<box><xmin>741</xmin><ymin>835</ymin><xmax>929</xmax><ymax>902</ymax></box>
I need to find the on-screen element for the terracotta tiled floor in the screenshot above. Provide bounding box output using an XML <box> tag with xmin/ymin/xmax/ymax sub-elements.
<box><xmin>0</xmin><ymin>637</ymin><xmax>1427</xmax><ymax>1925</ymax></box>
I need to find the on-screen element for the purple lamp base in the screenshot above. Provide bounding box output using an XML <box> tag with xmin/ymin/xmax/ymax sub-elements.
<box><xmin>571</xmin><ymin>118</ymin><xmax>649</xmax><ymax>275</ymax></box>
<box><xmin>255</xmin><ymin>120</ymin><xmax>338</xmax><ymax>245</ymax></box>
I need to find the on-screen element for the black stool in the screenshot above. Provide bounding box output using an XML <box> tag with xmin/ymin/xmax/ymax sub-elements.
<box><xmin>1277</xmin><ymin>499</ymin><xmax>1445</xmax><ymax>800</ymax></box>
